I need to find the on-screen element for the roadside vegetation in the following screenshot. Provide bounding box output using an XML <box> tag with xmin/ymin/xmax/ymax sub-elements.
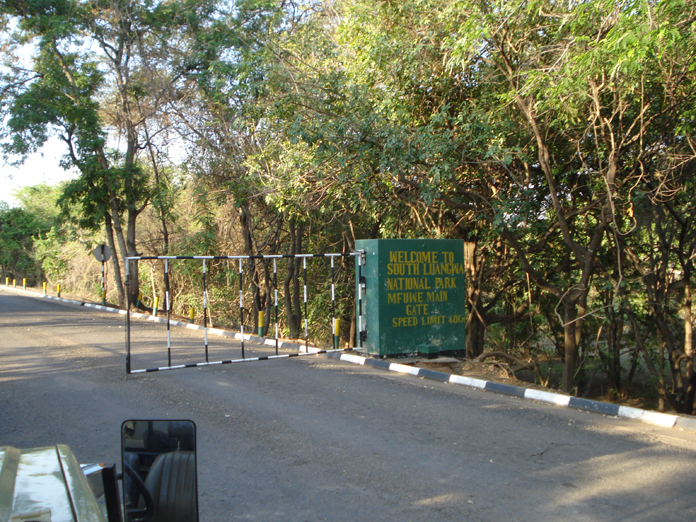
<box><xmin>1</xmin><ymin>0</ymin><xmax>695</xmax><ymax>414</ymax></box>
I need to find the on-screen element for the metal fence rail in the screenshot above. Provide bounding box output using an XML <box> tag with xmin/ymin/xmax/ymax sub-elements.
<box><xmin>124</xmin><ymin>252</ymin><xmax>366</xmax><ymax>374</ymax></box>
<box><xmin>128</xmin><ymin>347</ymin><xmax>361</xmax><ymax>374</ymax></box>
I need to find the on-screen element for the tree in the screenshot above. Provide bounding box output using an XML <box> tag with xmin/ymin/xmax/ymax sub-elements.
<box><xmin>0</xmin><ymin>203</ymin><xmax>47</xmax><ymax>282</ymax></box>
<box><xmin>0</xmin><ymin>0</ymin><xmax>194</xmax><ymax>306</ymax></box>
<box><xmin>439</xmin><ymin>0</ymin><xmax>696</xmax><ymax>392</ymax></box>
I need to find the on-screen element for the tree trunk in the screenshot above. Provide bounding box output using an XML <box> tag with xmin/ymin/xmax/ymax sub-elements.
<box><xmin>263</xmin><ymin>259</ymin><xmax>273</xmax><ymax>337</ymax></box>
<box><xmin>239</xmin><ymin>205</ymin><xmax>262</xmax><ymax>332</ymax></box>
<box><xmin>284</xmin><ymin>220</ymin><xmax>303</xmax><ymax>338</ymax></box>
<box><xmin>561</xmin><ymin>302</ymin><xmax>579</xmax><ymax>393</ymax></box>
<box><xmin>464</xmin><ymin>240</ymin><xmax>485</xmax><ymax>358</ymax></box>
<box><xmin>350</xmin><ymin>308</ymin><xmax>357</xmax><ymax>348</ymax></box>
<box><xmin>683</xmin><ymin>269</ymin><xmax>695</xmax><ymax>413</ymax></box>
<box><xmin>125</xmin><ymin>205</ymin><xmax>140</xmax><ymax>305</ymax></box>
<box><xmin>625</xmin><ymin>303</ymin><xmax>678</xmax><ymax>412</ymax></box>
<box><xmin>145</xmin><ymin>131</ymin><xmax>170</xmax><ymax>256</ymax></box>
<box><xmin>104</xmin><ymin>211</ymin><xmax>125</xmax><ymax>307</ymax></box>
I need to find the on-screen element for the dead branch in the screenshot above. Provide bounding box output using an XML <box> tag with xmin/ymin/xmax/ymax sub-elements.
<box><xmin>475</xmin><ymin>351</ymin><xmax>535</xmax><ymax>376</ymax></box>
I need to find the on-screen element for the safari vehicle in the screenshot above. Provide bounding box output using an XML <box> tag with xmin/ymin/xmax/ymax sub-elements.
<box><xmin>0</xmin><ymin>420</ymin><xmax>198</xmax><ymax>522</ymax></box>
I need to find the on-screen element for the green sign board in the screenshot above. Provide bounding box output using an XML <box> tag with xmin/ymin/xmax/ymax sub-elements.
<box><xmin>356</xmin><ymin>239</ymin><xmax>466</xmax><ymax>357</ymax></box>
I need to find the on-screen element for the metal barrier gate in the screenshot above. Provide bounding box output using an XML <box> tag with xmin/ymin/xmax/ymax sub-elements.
<box><xmin>124</xmin><ymin>252</ymin><xmax>366</xmax><ymax>374</ymax></box>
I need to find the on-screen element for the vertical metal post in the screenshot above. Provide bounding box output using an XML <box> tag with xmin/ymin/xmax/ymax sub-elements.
<box><xmin>202</xmin><ymin>259</ymin><xmax>209</xmax><ymax>363</ymax></box>
<box><xmin>239</xmin><ymin>258</ymin><xmax>245</xmax><ymax>359</ymax></box>
<box><xmin>303</xmin><ymin>257</ymin><xmax>308</xmax><ymax>351</ymax></box>
<box><xmin>331</xmin><ymin>256</ymin><xmax>336</xmax><ymax>348</ymax></box>
<box><xmin>125</xmin><ymin>259</ymin><xmax>132</xmax><ymax>374</ymax></box>
<box><xmin>273</xmin><ymin>258</ymin><xmax>279</xmax><ymax>356</ymax></box>
<box><xmin>165</xmin><ymin>259</ymin><xmax>171</xmax><ymax>367</ymax></box>
<box><xmin>258</xmin><ymin>310</ymin><xmax>265</xmax><ymax>337</ymax></box>
<box><xmin>358</xmin><ymin>251</ymin><xmax>365</xmax><ymax>348</ymax></box>
<box><xmin>101</xmin><ymin>245</ymin><xmax>106</xmax><ymax>306</ymax></box>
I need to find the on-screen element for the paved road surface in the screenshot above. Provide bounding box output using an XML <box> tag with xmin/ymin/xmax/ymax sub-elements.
<box><xmin>2</xmin><ymin>287</ymin><xmax>696</xmax><ymax>521</ymax></box>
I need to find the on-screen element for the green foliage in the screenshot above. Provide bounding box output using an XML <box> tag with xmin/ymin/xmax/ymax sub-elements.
<box><xmin>0</xmin><ymin>203</ymin><xmax>48</xmax><ymax>282</ymax></box>
<box><xmin>2</xmin><ymin>0</ymin><xmax>696</xmax><ymax>407</ymax></box>
<box><xmin>12</xmin><ymin>182</ymin><xmax>63</xmax><ymax>228</ymax></box>
<box><xmin>33</xmin><ymin>226</ymin><xmax>68</xmax><ymax>282</ymax></box>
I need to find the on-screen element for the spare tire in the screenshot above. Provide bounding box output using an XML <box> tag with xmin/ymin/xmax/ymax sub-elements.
<box><xmin>143</xmin><ymin>451</ymin><xmax>197</xmax><ymax>522</ymax></box>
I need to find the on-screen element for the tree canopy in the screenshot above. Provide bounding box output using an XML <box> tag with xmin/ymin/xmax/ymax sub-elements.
<box><xmin>2</xmin><ymin>0</ymin><xmax>696</xmax><ymax>409</ymax></box>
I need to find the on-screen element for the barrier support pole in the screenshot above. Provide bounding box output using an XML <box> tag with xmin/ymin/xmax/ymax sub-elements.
<box><xmin>303</xmin><ymin>257</ymin><xmax>308</xmax><ymax>352</ymax></box>
<box><xmin>101</xmin><ymin>257</ymin><xmax>106</xmax><ymax>306</ymax></box>
<box><xmin>358</xmin><ymin>250</ymin><xmax>365</xmax><ymax>348</ymax></box>
<box><xmin>273</xmin><ymin>258</ymin><xmax>279</xmax><ymax>356</ymax></box>
<box><xmin>165</xmin><ymin>259</ymin><xmax>171</xmax><ymax>367</ymax></box>
<box><xmin>239</xmin><ymin>258</ymin><xmax>245</xmax><ymax>359</ymax></box>
<box><xmin>330</xmin><ymin>256</ymin><xmax>336</xmax><ymax>350</ymax></box>
<box><xmin>125</xmin><ymin>259</ymin><xmax>132</xmax><ymax>375</ymax></box>
<box><xmin>203</xmin><ymin>259</ymin><xmax>209</xmax><ymax>363</ymax></box>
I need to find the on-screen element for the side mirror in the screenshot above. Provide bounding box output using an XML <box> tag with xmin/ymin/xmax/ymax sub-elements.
<box><xmin>121</xmin><ymin>420</ymin><xmax>199</xmax><ymax>522</ymax></box>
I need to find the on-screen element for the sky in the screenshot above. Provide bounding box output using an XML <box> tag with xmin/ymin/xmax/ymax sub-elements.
<box><xmin>0</xmin><ymin>136</ymin><xmax>78</xmax><ymax>207</ymax></box>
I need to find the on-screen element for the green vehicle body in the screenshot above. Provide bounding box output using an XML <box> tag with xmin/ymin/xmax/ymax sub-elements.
<box><xmin>1</xmin><ymin>420</ymin><xmax>197</xmax><ymax>522</ymax></box>
<box><xmin>0</xmin><ymin>445</ymin><xmax>106</xmax><ymax>522</ymax></box>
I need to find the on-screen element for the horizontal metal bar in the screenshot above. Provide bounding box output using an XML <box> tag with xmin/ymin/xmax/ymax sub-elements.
<box><xmin>126</xmin><ymin>252</ymin><xmax>360</xmax><ymax>261</ymax></box>
<box><xmin>128</xmin><ymin>347</ymin><xmax>362</xmax><ymax>374</ymax></box>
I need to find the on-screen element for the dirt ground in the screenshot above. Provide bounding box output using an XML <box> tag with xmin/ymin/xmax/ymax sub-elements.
<box><xmin>412</xmin><ymin>357</ymin><xmax>545</xmax><ymax>390</ymax></box>
<box><xmin>409</xmin><ymin>356</ymin><xmax>656</xmax><ymax>411</ymax></box>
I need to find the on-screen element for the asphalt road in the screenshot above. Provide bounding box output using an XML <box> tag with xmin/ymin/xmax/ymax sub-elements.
<box><xmin>2</xmin><ymin>287</ymin><xmax>696</xmax><ymax>522</ymax></box>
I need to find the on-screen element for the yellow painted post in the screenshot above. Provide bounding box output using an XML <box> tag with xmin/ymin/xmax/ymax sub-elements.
<box><xmin>13</xmin><ymin>279</ymin><xmax>16</xmax><ymax>288</ymax></box>
<box><xmin>153</xmin><ymin>296</ymin><xmax>159</xmax><ymax>316</ymax></box>
<box><xmin>258</xmin><ymin>311</ymin><xmax>265</xmax><ymax>337</ymax></box>
<box><xmin>189</xmin><ymin>307</ymin><xmax>195</xmax><ymax>324</ymax></box>
<box><xmin>102</xmin><ymin>289</ymin><xmax>107</xmax><ymax>306</ymax></box>
<box><xmin>135</xmin><ymin>292</ymin><xmax>143</xmax><ymax>308</ymax></box>
<box><xmin>22</xmin><ymin>278</ymin><xmax>26</xmax><ymax>290</ymax></box>
<box><xmin>43</xmin><ymin>282</ymin><xmax>47</xmax><ymax>295</ymax></box>
<box><xmin>5</xmin><ymin>277</ymin><xmax>8</xmax><ymax>286</ymax></box>
<box><xmin>57</xmin><ymin>284</ymin><xmax>61</xmax><ymax>297</ymax></box>
<box><xmin>333</xmin><ymin>318</ymin><xmax>341</xmax><ymax>349</ymax></box>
